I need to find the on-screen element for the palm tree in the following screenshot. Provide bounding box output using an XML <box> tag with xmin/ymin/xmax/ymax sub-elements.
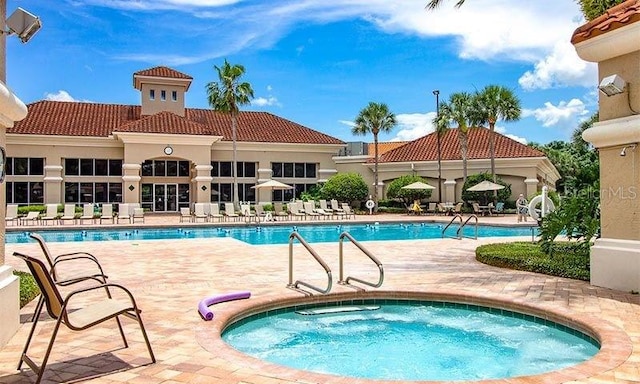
<box><xmin>352</xmin><ymin>102</ymin><xmax>397</xmax><ymax>209</ymax></box>
<box><xmin>433</xmin><ymin>92</ymin><xmax>474</xmax><ymax>186</ymax></box>
<box><xmin>473</xmin><ymin>85</ymin><xmax>521</xmax><ymax>185</ymax></box>
<box><xmin>206</xmin><ymin>60</ymin><xmax>254</xmax><ymax>209</ymax></box>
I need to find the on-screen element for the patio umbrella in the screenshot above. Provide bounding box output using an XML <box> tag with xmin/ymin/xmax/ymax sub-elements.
<box><xmin>466</xmin><ymin>180</ymin><xmax>505</xmax><ymax>192</ymax></box>
<box><xmin>401</xmin><ymin>181</ymin><xmax>436</xmax><ymax>190</ymax></box>
<box><xmin>251</xmin><ymin>179</ymin><xmax>294</xmax><ymax>191</ymax></box>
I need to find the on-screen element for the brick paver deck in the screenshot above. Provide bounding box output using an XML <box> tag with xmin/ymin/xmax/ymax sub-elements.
<box><xmin>1</xmin><ymin>213</ymin><xmax>638</xmax><ymax>383</ymax></box>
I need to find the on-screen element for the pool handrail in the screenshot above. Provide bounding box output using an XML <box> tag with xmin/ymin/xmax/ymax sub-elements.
<box><xmin>288</xmin><ymin>232</ymin><xmax>332</xmax><ymax>294</ymax></box>
<box><xmin>338</xmin><ymin>231</ymin><xmax>384</xmax><ymax>288</ymax></box>
<box><xmin>457</xmin><ymin>215</ymin><xmax>479</xmax><ymax>240</ymax></box>
<box><xmin>441</xmin><ymin>214</ymin><xmax>463</xmax><ymax>239</ymax></box>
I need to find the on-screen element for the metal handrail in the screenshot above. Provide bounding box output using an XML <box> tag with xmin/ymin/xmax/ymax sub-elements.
<box><xmin>288</xmin><ymin>232</ymin><xmax>332</xmax><ymax>294</ymax></box>
<box><xmin>441</xmin><ymin>214</ymin><xmax>463</xmax><ymax>238</ymax></box>
<box><xmin>457</xmin><ymin>214</ymin><xmax>478</xmax><ymax>239</ymax></box>
<box><xmin>338</xmin><ymin>231</ymin><xmax>384</xmax><ymax>288</ymax></box>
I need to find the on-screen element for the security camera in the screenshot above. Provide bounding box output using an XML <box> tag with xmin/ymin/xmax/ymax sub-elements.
<box><xmin>599</xmin><ymin>74</ymin><xmax>626</xmax><ymax>97</ymax></box>
<box><xmin>5</xmin><ymin>8</ymin><xmax>42</xmax><ymax>43</ymax></box>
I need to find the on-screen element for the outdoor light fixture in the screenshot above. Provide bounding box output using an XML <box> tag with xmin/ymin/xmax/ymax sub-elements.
<box><xmin>620</xmin><ymin>144</ymin><xmax>636</xmax><ymax>157</ymax></box>
<box><xmin>3</xmin><ymin>7</ymin><xmax>41</xmax><ymax>43</ymax></box>
<box><xmin>599</xmin><ymin>74</ymin><xmax>626</xmax><ymax>97</ymax></box>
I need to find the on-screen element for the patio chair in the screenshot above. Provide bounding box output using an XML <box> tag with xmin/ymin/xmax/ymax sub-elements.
<box><xmin>208</xmin><ymin>203</ymin><xmax>225</xmax><ymax>222</ymax></box>
<box><xmin>240</xmin><ymin>204</ymin><xmax>256</xmax><ymax>220</ymax></box>
<box><xmin>494</xmin><ymin>202</ymin><xmax>505</xmax><ymax>216</ymax></box>
<box><xmin>59</xmin><ymin>204</ymin><xmax>77</xmax><ymax>225</ymax></box>
<box><xmin>132</xmin><ymin>208</ymin><xmax>145</xmax><ymax>223</ymax></box>
<box><xmin>40</xmin><ymin>204</ymin><xmax>59</xmax><ymax>226</ymax></box>
<box><xmin>454</xmin><ymin>202</ymin><xmax>463</xmax><ymax>215</ymax></box>
<box><xmin>472</xmin><ymin>202</ymin><xmax>481</xmax><ymax>216</ymax></box>
<box><xmin>193</xmin><ymin>203</ymin><xmax>208</xmax><ymax>223</ymax></box>
<box><xmin>254</xmin><ymin>204</ymin><xmax>269</xmax><ymax>221</ymax></box>
<box><xmin>180</xmin><ymin>207</ymin><xmax>192</xmax><ymax>223</ymax></box>
<box><xmin>5</xmin><ymin>204</ymin><xmax>19</xmax><ymax>226</ymax></box>
<box><xmin>341</xmin><ymin>203</ymin><xmax>355</xmax><ymax>219</ymax></box>
<box><xmin>100</xmin><ymin>204</ymin><xmax>115</xmax><ymax>224</ymax></box>
<box><xmin>21</xmin><ymin>211</ymin><xmax>40</xmax><ymax>226</ymax></box>
<box><xmin>79</xmin><ymin>203</ymin><xmax>95</xmax><ymax>225</ymax></box>
<box><xmin>303</xmin><ymin>201</ymin><xmax>321</xmax><ymax>220</ymax></box>
<box><xmin>319</xmin><ymin>199</ymin><xmax>333</xmax><ymax>214</ymax></box>
<box><xmin>273</xmin><ymin>202</ymin><xmax>290</xmax><ymax>220</ymax></box>
<box><xmin>117</xmin><ymin>203</ymin><xmax>130</xmax><ymax>224</ymax></box>
<box><xmin>287</xmin><ymin>202</ymin><xmax>306</xmax><ymax>221</ymax></box>
<box><xmin>427</xmin><ymin>202</ymin><xmax>437</xmax><ymax>215</ymax></box>
<box><xmin>224</xmin><ymin>202</ymin><xmax>239</xmax><ymax>221</ymax></box>
<box><xmin>331</xmin><ymin>199</ymin><xmax>345</xmax><ymax>213</ymax></box>
<box><xmin>13</xmin><ymin>251</ymin><xmax>155</xmax><ymax>384</ymax></box>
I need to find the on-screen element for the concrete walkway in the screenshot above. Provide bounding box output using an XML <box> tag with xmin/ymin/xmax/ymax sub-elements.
<box><xmin>1</xmin><ymin>213</ymin><xmax>638</xmax><ymax>383</ymax></box>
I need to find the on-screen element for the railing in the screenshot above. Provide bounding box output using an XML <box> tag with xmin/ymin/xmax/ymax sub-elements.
<box><xmin>441</xmin><ymin>214</ymin><xmax>463</xmax><ymax>239</ymax></box>
<box><xmin>456</xmin><ymin>214</ymin><xmax>478</xmax><ymax>239</ymax></box>
<box><xmin>288</xmin><ymin>232</ymin><xmax>332</xmax><ymax>294</ymax></box>
<box><xmin>338</xmin><ymin>231</ymin><xmax>384</xmax><ymax>288</ymax></box>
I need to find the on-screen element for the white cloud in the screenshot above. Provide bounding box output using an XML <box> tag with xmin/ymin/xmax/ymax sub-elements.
<box><xmin>81</xmin><ymin>0</ymin><xmax>239</xmax><ymax>11</ymax></box>
<box><xmin>252</xmin><ymin>96</ymin><xmax>281</xmax><ymax>107</ymax></box>
<box><xmin>494</xmin><ymin>126</ymin><xmax>528</xmax><ymax>144</ymax></box>
<box><xmin>338</xmin><ymin>120</ymin><xmax>356</xmax><ymax>128</ymax></box>
<box><xmin>266</xmin><ymin>85</ymin><xmax>273</xmax><ymax>92</ymax></box>
<box><xmin>522</xmin><ymin>98</ymin><xmax>590</xmax><ymax>129</ymax></box>
<box><xmin>44</xmin><ymin>90</ymin><xmax>91</xmax><ymax>102</ymax></box>
<box><xmin>518</xmin><ymin>41</ymin><xmax>597</xmax><ymax>90</ymax></box>
<box><xmin>392</xmin><ymin>112</ymin><xmax>436</xmax><ymax>141</ymax></box>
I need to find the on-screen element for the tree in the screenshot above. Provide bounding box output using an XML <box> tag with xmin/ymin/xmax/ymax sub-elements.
<box><xmin>473</xmin><ymin>85</ymin><xmax>521</xmax><ymax>189</ymax></box>
<box><xmin>352</xmin><ymin>102</ymin><xmax>397</xmax><ymax>209</ymax></box>
<box><xmin>206</xmin><ymin>60</ymin><xmax>254</xmax><ymax>209</ymax></box>
<box><xmin>321</xmin><ymin>173</ymin><xmax>369</xmax><ymax>204</ymax></box>
<box><xmin>426</xmin><ymin>0</ymin><xmax>626</xmax><ymax>20</ymax></box>
<box><xmin>386</xmin><ymin>175</ymin><xmax>433</xmax><ymax>205</ymax></box>
<box><xmin>433</xmin><ymin>92</ymin><xmax>474</xmax><ymax>186</ymax></box>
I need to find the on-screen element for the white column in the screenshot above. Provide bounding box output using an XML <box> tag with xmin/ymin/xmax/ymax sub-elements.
<box><xmin>43</xmin><ymin>164</ymin><xmax>63</xmax><ymax>203</ymax></box>
<box><xmin>444</xmin><ymin>179</ymin><xmax>457</xmax><ymax>203</ymax></box>
<box><xmin>122</xmin><ymin>163</ymin><xmax>141</xmax><ymax>203</ymax></box>
<box><xmin>193</xmin><ymin>164</ymin><xmax>213</xmax><ymax>203</ymax></box>
<box><xmin>524</xmin><ymin>178</ymin><xmax>538</xmax><ymax>197</ymax></box>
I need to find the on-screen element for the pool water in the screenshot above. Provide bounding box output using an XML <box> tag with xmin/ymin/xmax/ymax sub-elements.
<box><xmin>6</xmin><ymin>222</ymin><xmax>536</xmax><ymax>245</ymax></box>
<box><xmin>222</xmin><ymin>301</ymin><xmax>599</xmax><ymax>381</ymax></box>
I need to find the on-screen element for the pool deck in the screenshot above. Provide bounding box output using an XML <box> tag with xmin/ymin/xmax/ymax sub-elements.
<box><xmin>1</xmin><ymin>213</ymin><xmax>639</xmax><ymax>383</ymax></box>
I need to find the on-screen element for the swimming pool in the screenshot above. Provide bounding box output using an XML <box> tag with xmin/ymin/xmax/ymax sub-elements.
<box><xmin>222</xmin><ymin>299</ymin><xmax>599</xmax><ymax>381</ymax></box>
<box><xmin>6</xmin><ymin>222</ymin><xmax>536</xmax><ymax>245</ymax></box>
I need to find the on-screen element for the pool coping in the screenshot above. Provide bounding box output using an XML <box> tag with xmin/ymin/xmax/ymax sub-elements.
<box><xmin>196</xmin><ymin>289</ymin><xmax>632</xmax><ymax>384</ymax></box>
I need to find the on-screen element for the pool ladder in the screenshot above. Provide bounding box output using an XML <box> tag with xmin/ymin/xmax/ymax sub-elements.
<box><xmin>441</xmin><ymin>214</ymin><xmax>478</xmax><ymax>240</ymax></box>
<box><xmin>287</xmin><ymin>231</ymin><xmax>383</xmax><ymax>294</ymax></box>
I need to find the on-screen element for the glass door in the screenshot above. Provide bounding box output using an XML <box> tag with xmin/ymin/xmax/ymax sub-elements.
<box><xmin>152</xmin><ymin>183</ymin><xmax>179</xmax><ymax>212</ymax></box>
<box><xmin>166</xmin><ymin>184</ymin><xmax>177</xmax><ymax>211</ymax></box>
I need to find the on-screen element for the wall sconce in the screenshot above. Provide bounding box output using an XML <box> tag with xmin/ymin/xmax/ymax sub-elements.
<box><xmin>599</xmin><ymin>74</ymin><xmax>626</xmax><ymax>97</ymax></box>
<box><xmin>620</xmin><ymin>144</ymin><xmax>636</xmax><ymax>157</ymax></box>
<box><xmin>3</xmin><ymin>8</ymin><xmax>42</xmax><ymax>43</ymax></box>
<box><xmin>128</xmin><ymin>185</ymin><xmax>135</xmax><ymax>191</ymax></box>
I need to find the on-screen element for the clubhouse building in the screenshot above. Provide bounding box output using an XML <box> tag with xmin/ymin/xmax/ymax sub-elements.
<box><xmin>6</xmin><ymin>66</ymin><xmax>559</xmax><ymax>211</ymax></box>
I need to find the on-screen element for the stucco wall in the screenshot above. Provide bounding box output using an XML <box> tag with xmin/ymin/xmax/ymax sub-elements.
<box><xmin>599</xmin><ymin>51</ymin><xmax>640</xmax><ymax>121</ymax></box>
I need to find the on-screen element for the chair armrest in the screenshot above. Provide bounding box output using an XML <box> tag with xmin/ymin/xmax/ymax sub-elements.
<box><xmin>63</xmin><ymin>283</ymin><xmax>140</xmax><ymax>310</ymax></box>
<box><xmin>52</xmin><ymin>256</ymin><xmax>108</xmax><ymax>284</ymax></box>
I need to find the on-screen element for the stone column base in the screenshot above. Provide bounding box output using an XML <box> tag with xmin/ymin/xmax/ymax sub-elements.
<box><xmin>590</xmin><ymin>238</ymin><xmax>640</xmax><ymax>292</ymax></box>
<box><xmin>0</xmin><ymin>265</ymin><xmax>19</xmax><ymax>347</ymax></box>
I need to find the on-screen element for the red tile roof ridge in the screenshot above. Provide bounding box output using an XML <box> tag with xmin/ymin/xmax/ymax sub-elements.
<box><xmin>133</xmin><ymin>66</ymin><xmax>193</xmax><ymax>80</ymax></box>
<box><xmin>571</xmin><ymin>0</ymin><xmax>640</xmax><ymax>44</ymax></box>
<box><xmin>114</xmin><ymin>111</ymin><xmax>213</xmax><ymax>135</ymax></box>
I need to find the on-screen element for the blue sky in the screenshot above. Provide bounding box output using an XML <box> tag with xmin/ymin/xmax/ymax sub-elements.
<box><xmin>6</xmin><ymin>0</ymin><xmax>597</xmax><ymax>145</ymax></box>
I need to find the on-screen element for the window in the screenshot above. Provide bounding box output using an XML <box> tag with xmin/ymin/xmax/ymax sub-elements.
<box><xmin>209</xmin><ymin>183</ymin><xmax>256</xmax><ymax>203</ymax></box>
<box><xmin>65</xmin><ymin>159</ymin><xmax>122</xmax><ymax>176</ymax></box>
<box><xmin>161</xmin><ymin>90</ymin><xmax>166</xmax><ymax>101</ymax></box>
<box><xmin>150</xmin><ymin>89</ymin><xmax>155</xmax><ymax>100</ymax></box>
<box><xmin>272</xmin><ymin>183</ymin><xmax>318</xmax><ymax>202</ymax></box>
<box><xmin>178</xmin><ymin>161</ymin><xmax>190</xmax><ymax>177</ymax></box>
<box><xmin>64</xmin><ymin>182</ymin><xmax>122</xmax><ymax>203</ymax></box>
<box><xmin>219</xmin><ymin>162</ymin><xmax>232</xmax><ymax>177</ymax></box>
<box><xmin>94</xmin><ymin>159</ymin><xmax>108</xmax><ymax>176</ymax></box>
<box><xmin>172</xmin><ymin>91</ymin><xmax>177</xmax><ymax>102</ymax></box>
<box><xmin>166</xmin><ymin>161</ymin><xmax>178</xmax><ymax>177</ymax></box>
<box><xmin>271</xmin><ymin>162</ymin><xmax>317</xmax><ymax>179</ymax></box>
<box><xmin>154</xmin><ymin>161</ymin><xmax>166</xmax><ymax>177</ymax></box>
<box><xmin>109</xmin><ymin>159</ymin><xmax>123</xmax><ymax>176</ymax></box>
<box><xmin>141</xmin><ymin>160</ymin><xmax>190</xmax><ymax>177</ymax></box>
<box><xmin>211</xmin><ymin>161</ymin><xmax>256</xmax><ymax>178</ymax></box>
<box><xmin>6</xmin><ymin>182</ymin><xmax>44</xmax><ymax>204</ymax></box>
<box><xmin>244</xmin><ymin>162</ymin><xmax>256</xmax><ymax>178</ymax></box>
<box><xmin>6</xmin><ymin>157</ymin><xmax>44</xmax><ymax>175</ymax></box>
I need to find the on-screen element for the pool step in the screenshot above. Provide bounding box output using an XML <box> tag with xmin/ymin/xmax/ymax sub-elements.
<box><xmin>295</xmin><ymin>305</ymin><xmax>380</xmax><ymax>316</ymax></box>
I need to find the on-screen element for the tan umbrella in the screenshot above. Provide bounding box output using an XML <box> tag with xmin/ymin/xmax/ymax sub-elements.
<box><xmin>251</xmin><ymin>179</ymin><xmax>294</xmax><ymax>190</ymax></box>
<box><xmin>466</xmin><ymin>180</ymin><xmax>505</xmax><ymax>191</ymax></box>
<box><xmin>402</xmin><ymin>181</ymin><xmax>436</xmax><ymax>190</ymax></box>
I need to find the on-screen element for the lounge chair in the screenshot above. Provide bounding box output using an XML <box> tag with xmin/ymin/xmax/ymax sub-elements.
<box><xmin>427</xmin><ymin>202</ymin><xmax>437</xmax><ymax>215</ymax></box>
<box><xmin>79</xmin><ymin>203</ymin><xmax>95</xmax><ymax>225</ymax></box>
<box><xmin>208</xmin><ymin>203</ymin><xmax>225</xmax><ymax>222</ymax></box>
<box><xmin>59</xmin><ymin>204</ymin><xmax>77</xmax><ymax>225</ymax></box>
<box><xmin>454</xmin><ymin>202</ymin><xmax>463</xmax><ymax>215</ymax></box>
<box><xmin>5</xmin><ymin>204</ymin><xmax>19</xmax><ymax>226</ymax></box>
<box><xmin>315</xmin><ymin>208</ymin><xmax>333</xmax><ymax>219</ymax></box>
<box><xmin>341</xmin><ymin>203</ymin><xmax>355</xmax><ymax>219</ymax></box>
<box><xmin>117</xmin><ymin>203</ymin><xmax>131</xmax><ymax>224</ymax></box>
<box><xmin>273</xmin><ymin>202</ymin><xmax>289</xmax><ymax>220</ymax></box>
<box><xmin>132</xmin><ymin>207</ymin><xmax>145</xmax><ymax>223</ymax></box>
<box><xmin>331</xmin><ymin>199</ymin><xmax>345</xmax><ymax>213</ymax></box>
<box><xmin>319</xmin><ymin>199</ymin><xmax>334</xmax><ymax>214</ymax></box>
<box><xmin>13</xmin><ymin>251</ymin><xmax>155</xmax><ymax>384</ymax></box>
<box><xmin>99</xmin><ymin>204</ymin><xmax>115</xmax><ymax>224</ymax></box>
<box><xmin>287</xmin><ymin>202</ymin><xmax>306</xmax><ymax>221</ymax></box>
<box><xmin>180</xmin><ymin>207</ymin><xmax>192</xmax><ymax>223</ymax></box>
<box><xmin>21</xmin><ymin>211</ymin><xmax>40</xmax><ymax>226</ymax></box>
<box><xmin>472</xmin><ymin>202</ymin><xmax>481</xmax><ymax>216</ymax></box>
<box><xmin>254</xmin><ymin>204</ymin><xmax>272</xmax><ymax>222</ymax></box>
<box><xmin>240</xmin><ymin>204</ymin><xmax>256</xmax><ymax>220</ymax></box>
<box><xmin>40</xmin><ymin>204</ymin><xmax>59</xmax><ymax>225</ymax></box>
<box><xmin>224</xmin><ymin>202</ymin><xmax>239</xmax><ymax>221</ymax></box>
<box><xmin>303</xmin><ymin>201</ymin><xmax>321</xmax><ymax>220</ymax></box>
<box><xmin>193</xmin><ymin>203</ymin><xmax>208</xmax><ymax>223</ymax></box>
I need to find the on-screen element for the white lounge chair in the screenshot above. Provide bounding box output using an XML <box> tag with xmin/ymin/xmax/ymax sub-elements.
<box><xmin>5</xmin><ymin>204</ymin><xmax>19</xmax><ymax>226</ymax></box>
<box><xmin>319</xmin><ymin>200</ymin><xmax>334</xmax><ymax>214</ymax></box>
<box><xmin>303</xmin><ymin>202</ymin><xmax>321</xmax><ymax>220</ymax></box>
<box><xmin>223</xmin><ymin>203</ymin><xmax>239</xmax><ymax>221</ymax></box>
<box><xmin>331</xmin><ymin>199</ymin><xmax>345</xmax><ymax>213</ymax></box>
<box><xmin>117</xmin><ymin>203</ymin><xmax>131</xmax><ymax>224</ymax></box>
<box><xmin>240</xmin><ymin>204</ymin><xmax>255</xmax><ymax>220</ymax></box>
<box><xmin>180</xmin><ymin>207</ymin><xmax>192</xmax><ymax>223</ymax></box>
<box><xmin>287</xmin><ymin>202</ymin><xmax>306</xmax><ymax>221</ymax></box>
<box><xmin>40</xmin><ymin>204</ymin><xmax>59</xmax><ymax>225</ymax></box>
<box><xmin>208</xmin><ymin>203</ymin><xmax>225</xmax><ymax>222</ymax></box>
<box><xmin>59</xmin><ymin>204</ymin><xmax>77</xmax><ymax>225</ymax></box>
<box><xmin>100</xmin><ymin>204</ymin><xmax>115</xmax><ymax>224</ymax></box>
<box><xmin>21</xmin><ymin>211</ymin><xmax>40</xmax><ymax>226</ymax></box>
<box><xmin>79</xmin><ymin>204</ymin><xmax>95</xmax><ymax>225</ymax></box>
<box><xmin>193</xmin><ymin>203</ymin><xmax>208</xmax><ymax>223</ymax></box>
<box><xmin>341</xmin><ymin>203</ymin><xmax>355</xmax><ymax>219</ymax></box>
<box><xmin>132</xmin><ymin>208</ymin><xmax>145</xmax><ymax>223</ymax></box>
<box><xmin>273</xmin><ymin>202</ymin><xmax>289</xmax><ymax>220</ymax></box>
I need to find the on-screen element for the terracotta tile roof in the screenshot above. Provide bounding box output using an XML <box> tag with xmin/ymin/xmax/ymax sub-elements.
<box><xmin>571</xmin><ymin>0</ymin><xmax>640</xmax><ymax>44</ymax></box>
<box><xmin>133</xmin><ymin>66</ymin><xmax>193</xmax><ymax>80</ymax></box>
<box><xmin>114</xmin><ymin>111</ymin><xmax>211</xmax><ymax>135</ymax></box>
<box><xmin>367</xmin><ymin>141</ymin><xmax>408</xmax><ymax>156</ymax></box>
<box><xmin>9</xmin><ymin>100</ymin><xmax>344</xmax><ymax>145</ymax></box>
<box><xmin>375</xmin><ymin>127</ymin><xmax>544</xmax><ymax>163</ymax></box>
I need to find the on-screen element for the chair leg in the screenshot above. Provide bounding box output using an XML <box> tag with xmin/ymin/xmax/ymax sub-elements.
<box><xmin>134</xmin><ymin>312</ymin><xmax>156</xmax><ymax>363</ymax></box>
<box><xmin>31</xmin><ymin>315</ymin><xmax>65</xmax><ymax>384</ymax></box>
<box><xmin>18</xmin><ymin>295</ymin><xmax>45</xmax><ymax>370</ymax></box>
<box><xmin>115</xmin><ymin>316</ymin><xmax>129</xmax><ymax>348</ymax></box>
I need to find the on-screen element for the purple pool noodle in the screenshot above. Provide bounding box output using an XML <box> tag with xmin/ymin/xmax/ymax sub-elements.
<box><xmin>198</xmin><ymin>291</ymin><xmax>251</xmax><ymax>321</ymax></box>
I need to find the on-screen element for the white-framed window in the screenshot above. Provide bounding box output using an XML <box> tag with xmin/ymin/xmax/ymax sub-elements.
<box><xmin>150</xmin><ymin>89</ymin><xmax>155</xmax><ymax>100</ymax></box>
<box><xmin>171</xmin><ymin>90</ymin><xmax>177</xmax><ymax>102</ymax></box>
<box><xmin>161</xmin><ymin>90</ymin><xmax>166</xmax><ymax>101</ymax></box>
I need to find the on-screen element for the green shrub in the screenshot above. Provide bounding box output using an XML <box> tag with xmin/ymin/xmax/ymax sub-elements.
<box><xmin>539</xmin><ymin>195</ymin><xmax>599</xmax><ymax>256</ymax></box>
<box><xmin>18</xmin><ymin>205</ymin><xmax>45</xmax><ymax>215</ymax></box>
<box><xmin>386</xmin><ymin>175</ymin><xmax>433</xmax><ymax>204</ymax></box>
<box><xmin>476</xmin><ymin>242</ymin><xmax>589</xmax><ymax>281</ymax></box>
<box><xmin>320</xmin><ymin>173</ymin><xmax>368</xmax><ymax>203</ymax></box>
<box><xmin>14</xmin><ymin>271</ymin><xmax>40</xmax><ymax>308</ymax></box>
<box><xmin>262</xmin><ymin>203</ymin><xmax>274</xmax><ymax>212</ymax></box>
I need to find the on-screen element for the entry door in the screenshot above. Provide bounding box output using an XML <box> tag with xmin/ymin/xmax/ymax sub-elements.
<box><xmin>154</xmin><ymin>184</ymin><xmax>178</xmax><ymax>212</ymax></box>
